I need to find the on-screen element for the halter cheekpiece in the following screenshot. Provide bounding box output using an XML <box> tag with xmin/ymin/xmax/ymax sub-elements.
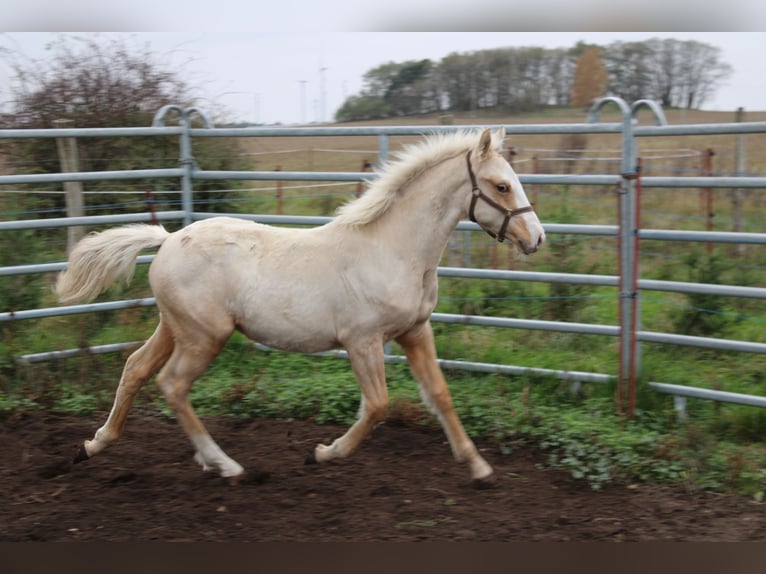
<box><xmin>466</xmin><ymin>151</ymin><xmax>535</xmax><ymax>243</ymax></box>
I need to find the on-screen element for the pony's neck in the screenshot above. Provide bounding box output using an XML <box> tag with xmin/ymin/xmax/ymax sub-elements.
<box><xmin>374</xmin><ymin>153</ymin><xmax>467</xmax><ymax>269</ymax></box>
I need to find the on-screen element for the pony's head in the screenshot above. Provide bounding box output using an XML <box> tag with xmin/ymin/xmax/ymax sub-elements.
<box><xmin>466</xmin><ymin>128</ymin><xmax>545</xmax><ymax>255</ymax></box>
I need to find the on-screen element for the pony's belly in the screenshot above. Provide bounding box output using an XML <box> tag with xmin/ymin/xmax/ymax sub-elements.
<box><xmin>236</xmin><ymin>318</ymin><xmax>340</xmax><ymax>354</ymax></box>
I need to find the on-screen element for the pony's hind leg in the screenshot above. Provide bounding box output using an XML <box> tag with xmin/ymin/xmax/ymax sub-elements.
<box><xmin>76</xmin><ymin>318</ymin><xmax>174</xmax><ymax>462</ymax></box>
<box><xmin>310</xmin><ymin>338</ymin><xmax>389</xmax><ymax>463</ymax></box>
<box><xmin>155</xmin><ymin>330</ymin><xmax>243</xmax><ymax>480</ymax></box>
<box><xmin>396</xmin><ymin>321</ymin><xmax>494</xmax><ymax>487</ymax></box>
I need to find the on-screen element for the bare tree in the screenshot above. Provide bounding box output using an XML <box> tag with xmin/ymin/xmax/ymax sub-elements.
<box><xmin>604</xmin><ymin>38</ymin><xmax>732</xmax><ymax>109</ymax></box>
<box><xmin>601</xmin><ymin>41</ymin><xmax>653</xmax><ymax>104</ymax></box>
<box><xmin>675</xmin><ymin>40</ymin><xmax>733</xmax><ymax>109</ymax></box>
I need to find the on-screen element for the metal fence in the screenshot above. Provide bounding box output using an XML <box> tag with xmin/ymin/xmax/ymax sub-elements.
<box><xmin>1</xmin><ymin>99</ymin><xmax>766</xmax><ymax>418</ymax></box>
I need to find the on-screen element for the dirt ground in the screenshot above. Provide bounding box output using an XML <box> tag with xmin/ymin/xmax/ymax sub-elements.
<box><xmin>1</xmin><ymin>411</ymin><xmax>765</xmax><ymax>542</ymax></box>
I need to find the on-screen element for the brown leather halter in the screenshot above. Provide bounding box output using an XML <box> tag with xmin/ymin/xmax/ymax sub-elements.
<box><xmin>466</xmin><ymin>151</ymin><xmax>535</xmax><ymax>243</ymax></box>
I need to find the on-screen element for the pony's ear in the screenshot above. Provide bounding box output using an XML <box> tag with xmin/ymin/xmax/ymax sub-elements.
<box><xmin>494</xmin><ymin>126</ymin><xmax>506</xmax><ymax>142</ymax></box>
<box><xmin>478</xmin><ymin>128</ymin><xmax>493</xmax><ymax>159</ymax></box>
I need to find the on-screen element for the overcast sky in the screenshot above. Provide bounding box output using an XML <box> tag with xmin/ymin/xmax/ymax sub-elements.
<box><xmin>2</xmin><ymin>4</ymin><xmax>765</xmax><ymax>125</ymax></box>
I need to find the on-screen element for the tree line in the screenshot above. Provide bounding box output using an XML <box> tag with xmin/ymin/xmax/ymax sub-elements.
<box><xmin>335</xmin><ymin>38</ymin><xmax>733</xmax><ymax>122</ymax></box>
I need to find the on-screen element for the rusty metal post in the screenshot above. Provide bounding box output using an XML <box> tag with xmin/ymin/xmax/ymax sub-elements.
<box><xmin>145</xmin><ymin>190</ymin><xmax>159</xmax><ymax>225</ymax></box>
<box><xmin>356</xmin><ymin>159</ymin><xmax>372</xmax><ymax>198</ymax></box>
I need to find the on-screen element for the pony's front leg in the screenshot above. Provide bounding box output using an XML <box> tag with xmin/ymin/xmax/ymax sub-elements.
<box><xmin>396</xmin><ymin>321</ymin><xmax>495</xmax><ymax>487</ymax></box>
<box><xmin>309</xmin><ymin>340</ymin><xmax>389</xmax><ymax>463</ymax></box>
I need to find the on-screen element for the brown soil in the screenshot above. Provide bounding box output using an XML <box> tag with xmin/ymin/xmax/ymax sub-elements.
<box><xmin>1</xmin><ymin>411</ymin><xmax>764</xmax><ymax>542</ymax></box>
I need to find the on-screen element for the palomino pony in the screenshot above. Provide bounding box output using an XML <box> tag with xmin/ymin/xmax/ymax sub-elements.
<box><xmin>56</xmin><ymin>128</ymin><xmax>544</xmax><ymax>486</ymax></box>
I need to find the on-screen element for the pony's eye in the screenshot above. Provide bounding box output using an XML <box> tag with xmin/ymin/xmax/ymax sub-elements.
<box><xmin>496</xmin><ymin>184</ymin><xmax>509</xmax><ymax>193</ymax></box>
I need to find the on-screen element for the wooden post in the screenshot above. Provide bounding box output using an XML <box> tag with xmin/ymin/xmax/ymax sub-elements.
<box><xmin>53</xmin><ymin>119</ymin><xmax>84</xmax><ymax>253</ymax></box>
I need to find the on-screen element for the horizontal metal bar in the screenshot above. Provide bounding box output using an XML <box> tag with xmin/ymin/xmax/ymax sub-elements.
<box><xmin>542</xmin><ymin>223</ymin><xmax>618</xmax><ymax>236</ymax></box>
<box><xmin>639</xmin><ymin>228</ymin><xmax>766</xmax><ymax>244</ymax></box>
<box><xmin>11</xmin><ymin>121</ymin><xmax>764</xmax><ymax>143</ymax></box>
<box><xmin>649</xmin><ymin>382</ymin><xmax>766</xmax><ymax>408</ymax></box>
<box><xmin>0</xmin><ymin>298</ymin><xmax>156</xmax><ymax>322</ymax></box>
<box><xmin>425</xmin><ymin>358</ymin><xmax>613</xmax><ymax>383</ymax></box>
<box><xmin>0</xmin><ymin>168</ymin><xmax>184</xmax><ymax>186</ymax></box>
<box><xmin>642</xmin><ymin>176</ymin><xmax>766</xmax><ymax>189</ymax></box>
<box><xmin>17</xmin><ymin>341</ymin><xmax>145</xmax><ymax>364</ymax></box>
<box><xmin>0</xmin><ymin>211</ymin><xmax>185</xmax><ymax>231</ymax></box>
<box><xmin>430</xmin><ymin>312</ymin><xmax>620</xmax><ymax>337</ymax></box>
<box><xmin>639</xmin><ymin>278</ymin><xmax>766</xmax><ymax>299</ymax></box>
<box><xmin>0</xmin><ymin>255</ymin><xmax>155</xmax><ymax>277</ymax></box>
<box><xmin>0</xmin><ymin>126</ymin><xmax>182</xmax><ymax>139</ymax></box>
<box><xmin>437</xmin><ymin>266</ymin><xmax>619</xmax><ymax>286</ymax></box>
<box><xmin>297</xmin><ymin>347</ymin><xmax>615</xmax><ymax>384</ymax></box>
<box><xmin>520</xmin><ymin>174</ymin><xmax>620</xmax><ymax>186</ymax></box>
<box><xmin>194</xmin><ymin>170</ymin><xmax>373</xmax><ymax>182</ymax></box>
<box><xmin>635</xmin><ymin>122</ymin><xmax>766</xmax><ymax>137</ymax></box>
<box><xmin>638</xmin><ymin>330</ymin><xmax>766</xmax><ymax>354</ymax></box>
<box><xmin>2</xmin><ymin>120</ymin><xmax>762</xmax><ymax>141</ymax></box>
<box><xmin>0</xmin><ymin>261</ymin><xmax>68</xmax><ymax>276</ymax></box>
<box><xmin>194</xmin><ymin>170</ymin><xmax>621</xmax><ymax>187</ymax></box>
<box><xmin>189</xmin><ymin>123</ymin><xmax>624</xmax><ymax>138</ymax></box>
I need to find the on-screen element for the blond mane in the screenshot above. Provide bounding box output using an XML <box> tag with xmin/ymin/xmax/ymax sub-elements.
<box><xmin>334</xmin><ymin>130</ymin><xmax>503</xmax><ymax>226</ymax></box>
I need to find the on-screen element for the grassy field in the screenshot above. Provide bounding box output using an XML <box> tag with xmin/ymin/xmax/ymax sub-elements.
<box><xmin>2</xmin><ymin>106</ymin><xmax>766</xmax><ymax>495</ymax></box>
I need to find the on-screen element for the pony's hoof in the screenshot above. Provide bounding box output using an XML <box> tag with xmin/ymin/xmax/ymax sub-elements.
<box><xmin>471</xmin><ymin>473</ymin><xmax>498</xmax><ymax>490</ymax></box>
<box><xmin>304</xmin><ymin>448</ymin><xmax>318</xmax><ymax>465</ymax></box>
<box><xmin>72</xmin><ymin>444</ymin><xmax>89</xmax><ymax>464</ymax></box>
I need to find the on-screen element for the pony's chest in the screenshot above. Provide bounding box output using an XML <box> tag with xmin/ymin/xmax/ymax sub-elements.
<box><xmin>414</xmin><ymin>268</ymin><xmax>439</xmax><ymax>323</ymax></box>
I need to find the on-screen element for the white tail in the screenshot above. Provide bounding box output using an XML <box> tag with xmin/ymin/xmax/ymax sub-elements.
<box><xmin>56</xmin><ymin>224</ymin><xmax>170</xmax><ymax>304</ymax></box>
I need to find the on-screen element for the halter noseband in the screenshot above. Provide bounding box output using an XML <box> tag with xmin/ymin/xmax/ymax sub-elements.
<box><xmin>466</xmin><ymin>151</ymin><xmax>535</xmax><ymax>243</ymax></box>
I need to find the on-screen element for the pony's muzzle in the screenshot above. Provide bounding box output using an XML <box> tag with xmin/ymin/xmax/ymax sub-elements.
<box><xmin>520</xmin><ymin>228</ymin><xmax>545</xmax><ymax>255</ymax></box>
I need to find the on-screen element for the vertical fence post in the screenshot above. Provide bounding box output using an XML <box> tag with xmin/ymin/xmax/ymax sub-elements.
<box><xmin>178</xmin><ymin>114</ymin><xmax>194</xmax><ymax>227</ymax></box>
<box><xmin>629</xmin><ymin>157</ymin><xmax>644</xmax><ymax>416</ymax></box>
<box><xmin>590</xmin><ymin>97</ymin><xmax>637</xmax><ymax>415</ymax></box>
<box><xmin>152</xmin><ymin>105</ymin><xmax>212</xmax><ymax>228</ymax></box>
<box><xmin>378</xmin><ymin>134</ymin><xmax>389</xmax><ymax>165</ymax></box>
<box><xmin>53</xmin><ymin>118</ymin><xmax>84</xmax><ymax>253</ymax></box>
<box><xmin>588</xmin><ymin>97</ymin><xmax>668</xmax><ymax>416</ymax></box>
<box><xmin>618</xmin><ymin>120</ymin><xmax>638</xmax><ymax>417</ymax></box>
<box><xmin>733</xmin><ymin>107</ymin><xmax>746</xmax><ymax>255</ymax></box>
<box><xmin>275</xmin><ymin>165</ymin><xmax>283</xmax><ymax>214</ymax></box>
